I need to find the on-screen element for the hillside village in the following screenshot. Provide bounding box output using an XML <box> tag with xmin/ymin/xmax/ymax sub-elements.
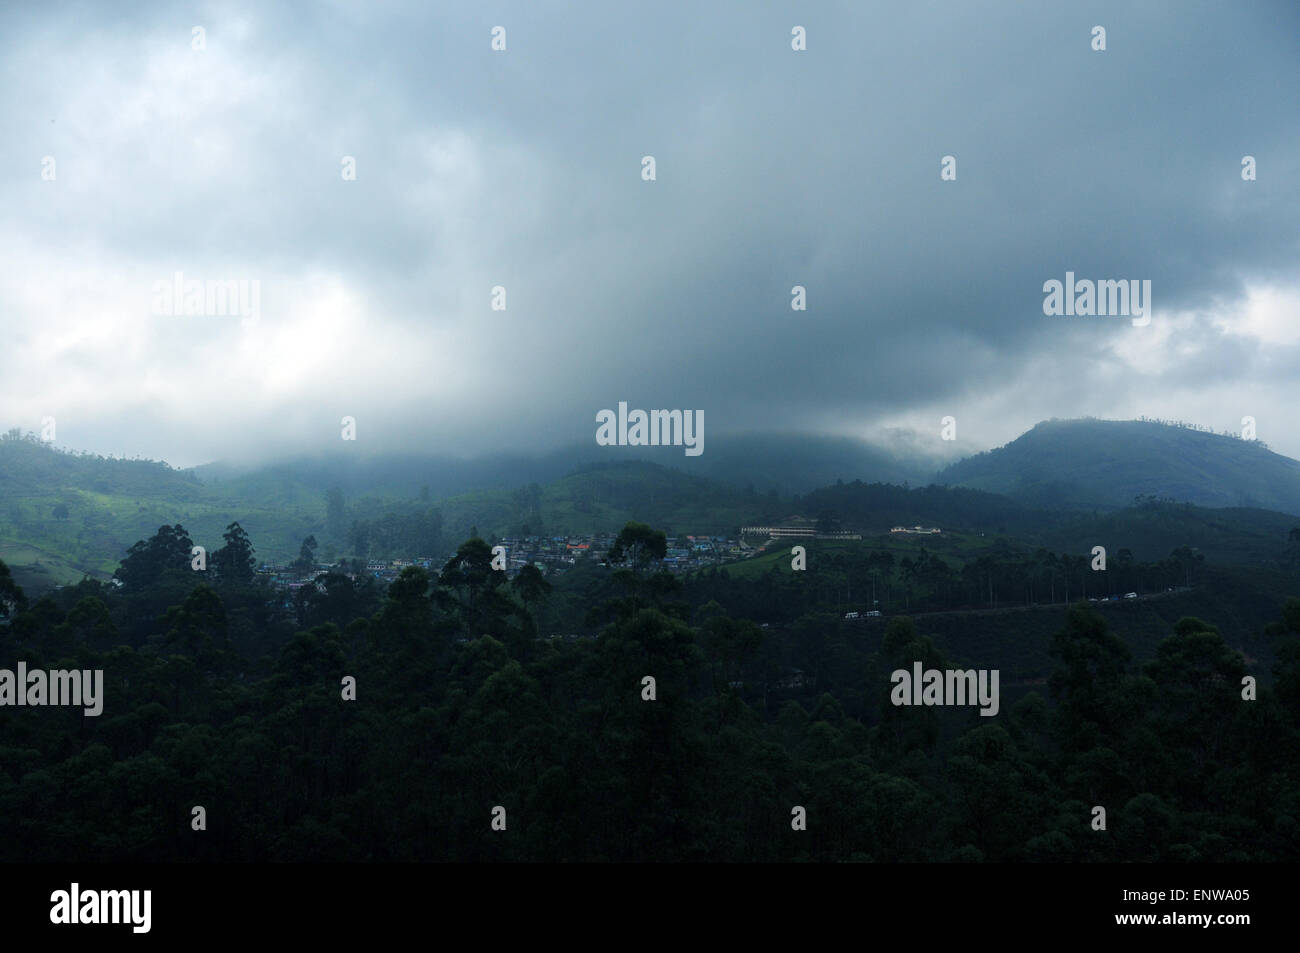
<box><xmin>254</xmin><ymin>512</ymin><xmax>954</xmax><ymax>598</ymax></box>
<box><xmin>256</xmin><ymin>530</ymin><xmax>758</xmax><ymax>598</ymax></box>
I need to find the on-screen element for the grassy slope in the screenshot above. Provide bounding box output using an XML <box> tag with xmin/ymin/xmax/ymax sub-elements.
<box><xmin>0</xmin><ymin>438</ymin><xmax>324</xmax><ymax>581</ymax></box>
<box><xmin>718</xmin><ymin>532</ymin><xmax>991</xmax><ymax>580</ymax></box>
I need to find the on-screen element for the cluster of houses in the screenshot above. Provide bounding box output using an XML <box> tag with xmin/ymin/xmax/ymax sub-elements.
<box><xmin>254</xmin><ymin>530</ymin><xmax>757</xmax><ymax>600</ymax></box>
<box><xmin>242</xmin><ymin>513</ymin><xmax>959</xmax><ymax>608</ymax></box>
<box><xmin>496</xmin><ymin>533</ymin><xmax>753</xmax><ymax>575</ymax></box>
<box><xmin>254</xmin><ymin>513</ymin><xmax>943</xmax><ymax>600</ymax></box>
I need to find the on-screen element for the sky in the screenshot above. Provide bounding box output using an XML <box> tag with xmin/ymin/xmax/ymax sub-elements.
<box><xmin>2</xmin><ymin>0</ymin><xmax>1297</xmax><ymax>470</ymax></box>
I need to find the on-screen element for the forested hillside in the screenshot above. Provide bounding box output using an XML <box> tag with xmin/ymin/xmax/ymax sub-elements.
<box><xmin>0</xmin><ymin>520</ymin><xmax>1296</xmax><ymax>862</ymax></box>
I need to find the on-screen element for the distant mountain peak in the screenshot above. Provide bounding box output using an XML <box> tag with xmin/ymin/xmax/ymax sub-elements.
<box><xmin>936</xmin><ymin>418</ymin><xmax>1300</xmax><ymax>516</ymax></box>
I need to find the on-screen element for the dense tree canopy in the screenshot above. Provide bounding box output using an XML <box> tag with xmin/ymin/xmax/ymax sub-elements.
<box><xmin>0</xmin><ymin>518</ymin><xmax>1296</xmax><ymax>862</ymax></box>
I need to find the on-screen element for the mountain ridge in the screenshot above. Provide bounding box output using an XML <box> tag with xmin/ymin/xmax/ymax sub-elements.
<box><xmin>935</xmin><ymin>418</ymin><xmax>1300</xmax><ymax>517</ymax></box>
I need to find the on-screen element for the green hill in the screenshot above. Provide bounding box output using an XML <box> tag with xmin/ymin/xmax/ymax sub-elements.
<box><xmin>935</xmin><ymin>418</ymin><xmax>1300</xmax><ymax>516</ymax></box>
<box><xmin>6</xmin><ymin>423</ymin><xmax>1300</xmax><ymax>598</ymax></box>
<box><xmin>0</xmin><ymin>435</ymin><xmax>769</xmax><ymax>587</ymax></box>
<box><xmin>0</xmin><ymin>433</ymin><xmax>321</xmax><ymax>586</ymax></box>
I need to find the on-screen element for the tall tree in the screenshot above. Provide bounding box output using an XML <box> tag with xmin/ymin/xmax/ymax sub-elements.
<box><xmin>114</xmin><ymin>524</ymin><xmax>195</xmax><ymax>591</ymax></box>
<box><xmin>294</xmin><ymin>535</ymin><xmax>319</xmax><ymax>571</ymax></box>
<box><xmin>608</xmin><ymin>521</ymin><xmax>667</xmax><ymax>578</ymax></box>
<box><xmin>212</xmin><ymin>522</ymin><xmax>257</xmax><ymax>587</ymax></box>
<box><xmin>439</xmin><ymin>537</ymin><xmax>500</xmax><ymax>625</ymax></box>
<box><xmin>1048</xmin><ymin>602</ymin><xmax>1135</xmax><ymax>752</ymax></box>
<box><xmin>512</xmin><ymin>563</ymin><xmax>551</xmax><ymax>608</ymax></box>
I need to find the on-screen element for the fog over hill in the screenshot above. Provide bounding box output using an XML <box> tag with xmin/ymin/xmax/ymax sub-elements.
<box><xmin>201</xmin><ymin>417</ymin><xmax>1300</xmax><ymax>514</ymax></box>
<box><xmin>192</xmin><ymin>430</ymin><xmax>947</xmax><ymax>499</ymax></box>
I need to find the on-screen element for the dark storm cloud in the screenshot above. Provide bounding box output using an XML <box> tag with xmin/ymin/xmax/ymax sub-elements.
<box><xmin>1</xmin><ymin>0</ymin><xmax>1296</xmax><ymax>467</ymax></box>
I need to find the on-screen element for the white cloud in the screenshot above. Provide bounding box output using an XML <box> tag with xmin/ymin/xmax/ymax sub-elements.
<box><xmin>1210</xmin><ymin>284</ymin><xmax>1300</xmax><ymax>348</ymax></box>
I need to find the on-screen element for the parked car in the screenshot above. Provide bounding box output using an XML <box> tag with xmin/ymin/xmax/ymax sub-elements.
<box><xmin>1124</xmin><ymin>592</ymin><xmax>1138</xmax><ymax>599</ymax></box>
<box><xmin>844</xmin><ymin>611</ymin><xmax>859</xmax><ymax>620</ymax></box>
